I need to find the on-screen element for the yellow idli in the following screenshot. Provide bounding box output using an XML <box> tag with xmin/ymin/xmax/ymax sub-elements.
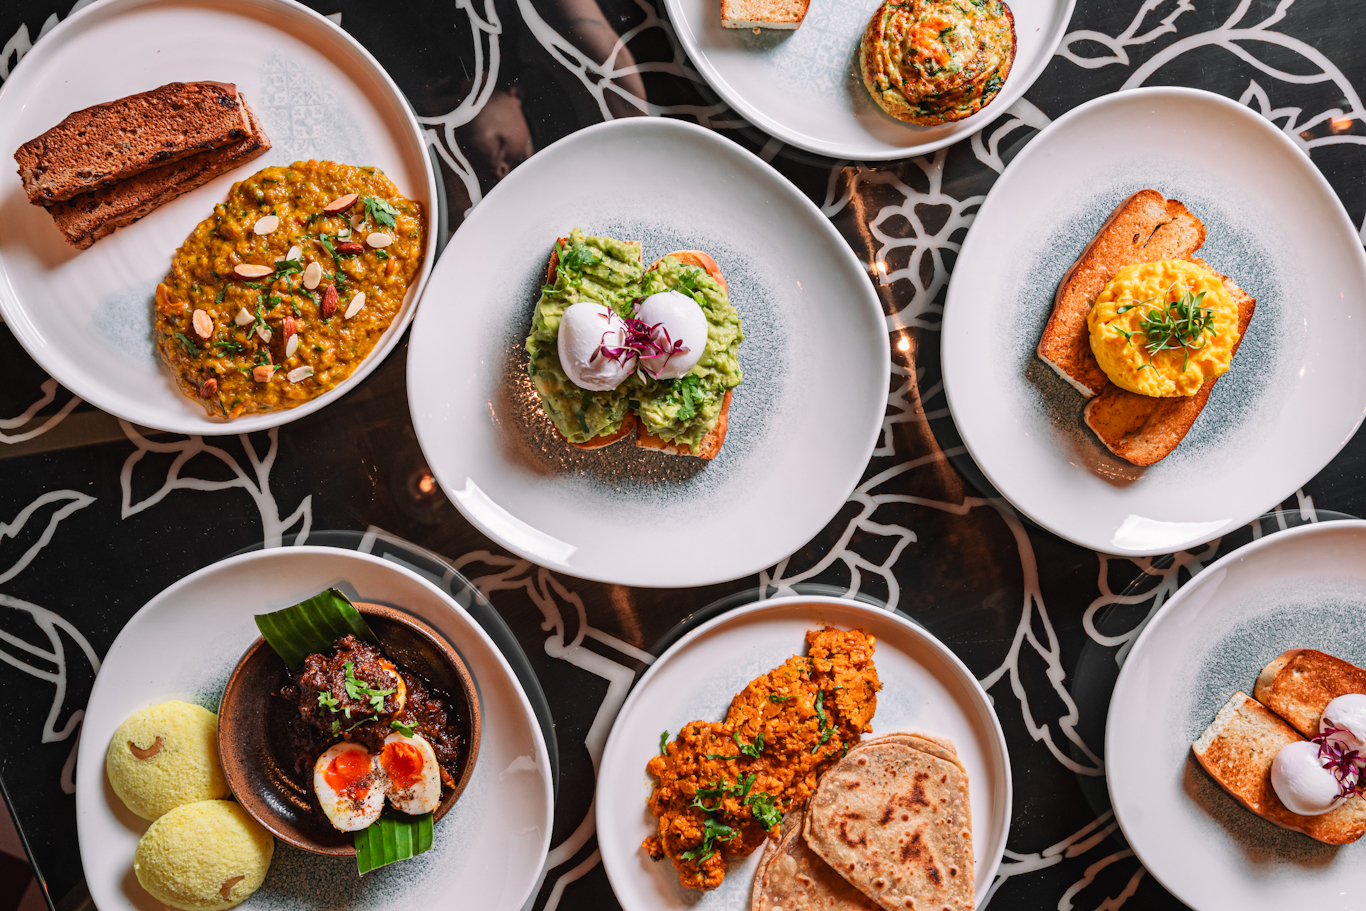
<box><xmin>106</xmin><ymin>700</ymin><xmax>227</xmax><ymax>820</ymax></box>
<box><xmin>134</xmin><ymin>800</ymin><xmax>274</xmax><ymax>911</ymax></box>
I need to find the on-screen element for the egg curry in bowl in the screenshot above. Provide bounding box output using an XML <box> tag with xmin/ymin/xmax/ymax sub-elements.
<box><xmin>1087</xmin><ymin>260</ymin><xmax>1241</xmax><ymax>398</ymax></box>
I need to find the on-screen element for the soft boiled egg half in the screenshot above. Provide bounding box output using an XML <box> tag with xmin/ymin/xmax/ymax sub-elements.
<box><xmin>379</xmin><ymin>732</ymin><xmax>443</xmax><ymax>815</ymax></box>
<box><xmin>314</xmin><ymin>741</ymin><xmax>385</xmax><ymax>831</ymax></box>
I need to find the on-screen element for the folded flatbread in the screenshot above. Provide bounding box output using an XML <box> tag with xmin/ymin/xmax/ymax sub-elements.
<box><xmin>804</xmin><ymin>733</ymin><xmax>973</xmax><ymax>911</ymax></box>
<box><xmin>751</xmin><ymin>804</ymin><xmax>880</xmax><ymax>911</ymax></box>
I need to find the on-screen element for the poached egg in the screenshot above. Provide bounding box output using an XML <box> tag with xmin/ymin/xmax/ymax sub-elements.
<box><xmin>556</xmin><ymin>302</ymin><xmax>635</xmax><ymax>391</ymax></box>
<box><xmin>1270</xmin><ymin>739</ymin><xmax>1345</xmax><ymax>816</ymax></box>
<box><xmin>1321</xmin><ymin>693</ymin><xmax>1366</xmax><ymax>752</ymax></box>
<box><xmin>379</xmin><ymin>732</ymin><xmax>443</xmax><ymax>815</ymax></box>
<box><xmin>635</xmin><ymin>291</ymin><xmax>707</xmax><ymax>380</ymax></box>
<box><xmin>314</xmin><ymin>741</ymin><xmax>385</xmax><ymax>831</ymax></box>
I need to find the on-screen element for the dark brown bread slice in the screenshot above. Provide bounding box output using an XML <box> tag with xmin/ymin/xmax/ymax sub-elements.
<box><xmin>1254</xmin><ymin>650</ymin><xmax>1366</xmax><ymax>738</ymax></box>
<box><xmin>1192</xmin><ymin>692</ymin><xmax>1366</xmax><ymax>845</ymax></box>
<box><xmin>1081</xmin><ymin>261</ymin><xmax>1255</xmax><ymax>466</ymax></box>
<box><xmin>47</xmin><ymin>104</ymin><xmax>270</xmax><ymax>250</ymax></box>
<box><xmin>634</xmin><ymin>250</ymin><xmax>733</xmax><ymax>460</ymax></box>
<box><xmin>14</xmin><ymin>81</ymin><xmax>250</xmax><ymax>205</ymax></box>
<box><xmin>1037</xmin><ymin>190</ymin><xmax>1206</xmax><ymax>397</ymax></box>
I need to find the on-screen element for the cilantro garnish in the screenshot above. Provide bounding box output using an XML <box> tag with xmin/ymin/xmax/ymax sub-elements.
<box><xmin>342</xmin><ymin>660</ymin><xmax>396</xmax><ymax>713</ymax></box>
<box><xmin>660</xmin><ymin>730</ymin><xmax>670</xmax><ymax>755</ymax></box>
<box><xmin>690</xmin><ymin>773</ymin><xmax>756</xmax><ymax>812</ymax></box>
<box><xmin>362</xmin><ymin>196</ymin><xmax>399</xmax><ymax>230</ymax></box>
<box><xmin>558</xmin><ymin>242</ymin><xmax>602</xmax><ymax>273</ymax></box>
<box><xmin>214</xmin><ymin>285</ymin><xmax>228</xmax><ymax>305</ymax></box>
<box><xmin>317</xmin><ymin>690</ymin><xmax>340</xmax><ymax>712</ymax></box>
<box><xmin>173</xmin><ymin>332</ymin><xmax>200</xmax><ymax>356</ymax></box>
<box><xmin>734</xmin><ymin>730</ymin><xmax>764</xmax><ymax>759</ymax></box>
<box><xmin>679</xmin><ymin>816</ymin><xmax>736</xmax><ymax>864</ymax></box>
<box><xmin>665</xmin><ymin>373</ymin><xmax>710</xmax><ymax>422</ymax></box>
<box><xmin>746</xmin><ymin>792</ymin><xmax>782</xmax><ymax>831</ymax></box>
<box><xmin>391</xmin><ymin>720</ymin><xmax>415</xmax><ymax>737</ymax></box>
<box><xmin>768</xmin><ymin>694</ymin><xmax>792</xmax><ymax>703</ymax></box>
<box><xmin>811</xmin><ymin>689</ymin><xmax>833</xmax><ymax>753</ymax></box>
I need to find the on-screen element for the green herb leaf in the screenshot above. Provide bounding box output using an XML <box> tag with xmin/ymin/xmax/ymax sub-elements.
<box><xmin>254</xmin><ymin>588</ymin><xmax>378</xmax><ymax>670</ymax></box>
<box><xmin>768</xmin><ymin>694</ymin><xmax>792</xmax><ymax>703</ymax></box>
<box><xmin>215</xmin><ymin>285</ymin><xmax>228</xmax><ymax>305</ymax></box>
<box><xmin>354</xmin><ymin>812</ymin><xmax>433</xmax><ymax>875</ymax></box>
<box><xmin>733</xmin><ymin>730</ymin><xmax>764</xmax><ymax>759</ymax></box>
<box><xmin>746</xmin><ymin>791</ymin><xmax>782</xmax><ymax>831</ymax></box>
<box><xmin>173</xmin><ymin>332</ymin><xmax>201</xmax><ymax>356</ymax></box>
<box><xmin>679</xmin><ymin>816</ymin><xmax>736</xmax><ymax>864</ymax></box>
<box><xmin>660</xmin><ymin>730</ymin><xmax>670</xmax><ymax>755</ymax></box>
<box><xmin>559</xmin><ymin>243</ymin><xmax>602</xmax><ymax>273</ymax></box>
<box><xmin>391</xmin><ymin>720</ymin><xmax>415</xmax><ymax>738</ymax></box>
<box><xmin>317</xmin><ymin>691</ymin><xmax>340</xmax><ymax>713</ymax></box>
<box><xmin>362</xmin><ymin>196</ymin><xmax>399</xmax><ymax>230</ymax></box>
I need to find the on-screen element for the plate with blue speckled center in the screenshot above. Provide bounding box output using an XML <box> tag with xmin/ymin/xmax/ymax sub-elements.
<box><xmin>1108</xmin><ymin>520</ymin><xmax>1366</xmax><ymax>910</ymax></box>
<box><xmin>596</xmin><ymin>595</ymin><xmax>1011</xmax><ymax>911</ymax></box>
<box><xmin>407</xmin><ymin>118</ymin><xmax>890</xmax><ymax>588</ymax></box>
<box><xmin>76</xmin><ymin>547</ymin><xmax>553</xmax><ymax>911</ymax></box>
<box><xmin>942</xmin><ymin>87</ymin><xmax>1366</xmax><ymax>557</ymax></box>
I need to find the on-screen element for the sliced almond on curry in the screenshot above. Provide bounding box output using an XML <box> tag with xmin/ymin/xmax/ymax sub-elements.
<box><xmin>233</xmin><ymin>263</ymin><xmax>272</xmax><ymax>280</ymax></box>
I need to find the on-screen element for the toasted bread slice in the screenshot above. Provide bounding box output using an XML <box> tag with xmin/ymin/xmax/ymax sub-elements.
<box><xmin>721</xmin><ymin>0</ymin><xmax>809</xmax><ymax>29</ymax></box>
<box><xmin>1081</xmin><ymin>261</ymin><xmax>1255</xmax><ymax>466</ymax></box>
<box><xmin>1253</xmin><ymin>649</ymin><xmax>1366</xmax><ymax>738</ymax></box>
<box><xmin>15</xmin><ymin>82</ymin><xmax>252</xmax><ymax>205</ymax></box>
<box><xmin>1192</xmin><ymin>692</ymin><xmax>1366</xmax><ymax>845</ymax></box>
<box><xmin>543</xmin><ymin>237</ymin><xmax>641</xmax><ymax>450</ymax></box>
<box><xmin>1037</xmin><ymin>190</ymin><xmax>1206</xmax><ymax>397</ymax></box>
<box><xmin>633</xmin><ymin>251</ymin><xmax>733</xmax><ymax>459</ymax></box>
<box><xmin>46</xmin><ymin>105</ymin><xmax>270</xmax><ymax>249</ymax></box>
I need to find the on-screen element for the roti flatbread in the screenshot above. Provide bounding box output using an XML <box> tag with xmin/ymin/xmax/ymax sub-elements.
<box><xmin>751</xmin><ymin>805</ymin><xmax>880</xmax><ymax>911</ymax></box>
<box><xmin>803</xmin><ymin>735</ymin><xmax>973</xmax><ymax>911</ymax></box>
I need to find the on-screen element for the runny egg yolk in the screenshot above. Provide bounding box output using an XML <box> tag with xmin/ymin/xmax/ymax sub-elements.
<box><xmin>324</xmin><ymin>747</ymin><xmax>374</xmax><ymax>799</ymax></box>
<box><xmin>1087</xmin><ymin>259</ymin><xmax>1241</xmax><ymax>397</ymax></box>
<box><xmin>380</xmin><ymin>740</ymin><xmax>425</xmax><ymax>790</ymax></box>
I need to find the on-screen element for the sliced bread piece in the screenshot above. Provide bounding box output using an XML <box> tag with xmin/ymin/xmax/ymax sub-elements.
<box><xmin>1191</xmin><ymin>692</ymin><xmax>1366</xmax><ymax>845</ymax></box>
<box><xmin>15</xmin><ymin>81</ymin><xmax>251</xmax><ymax>205</ymax></box>
<box><xmin>543</xmin><ymin>237</ymin><xmax>641</xmax><ymax>450</ymax></box>
<box><xmin>1036</xmin><ymin>190</ymin><xmax>1206</xmax><ymax>398</ymax></box>
<box><xmin>1253</xmin><ymin>649</ymin><xmax>1366</xmax><ymax>738</ymax></box>
<box><xmin>721</xmin><ymin>0</ymin><xmax>810</xmax><ymax>29</ymax></box>
<box><xmin>634</xmin><ymin>250</ymin><xmax>734</xmax><ymax>459</ymax></box>
<box><xmin>46</xmin><ymin>104</ymin><xmax>270</xmax><ymax>249</ymax></box>
<box><xmin>1081</xmin><ymin>260</ymin><xmax>1255</xmax><ymax>466</ymax></box>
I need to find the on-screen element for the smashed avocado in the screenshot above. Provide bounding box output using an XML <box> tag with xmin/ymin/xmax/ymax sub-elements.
<box><xmin>526</xmin><ymin>229</ymin><xmax>643</xmax><ymax>444</ymax></box>
<box><xmin>524</xmin><ymin>228</ymin><xmax>744</xmax><ymax>454</ymax></box>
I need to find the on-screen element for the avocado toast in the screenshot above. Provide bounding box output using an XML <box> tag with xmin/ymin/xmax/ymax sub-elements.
<box><xmin>525</xmin><ymin>229</ymin><xmax>744</xmax><ymax>459</ymax></box>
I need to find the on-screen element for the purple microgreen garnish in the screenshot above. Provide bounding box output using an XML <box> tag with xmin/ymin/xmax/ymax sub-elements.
<box><xmin>1313</xmin><ymin>726</ymin><xmax>1366</xmax><ymax>799</ymax></box>
<box><xmin>591</xmin><ymin>312</ymin><xmax>689</xmax><ymax>376</ymax></box>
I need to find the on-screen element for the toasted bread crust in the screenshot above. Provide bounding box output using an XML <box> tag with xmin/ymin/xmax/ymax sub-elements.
<box><xmin>1253</xmin><ymin>649</ymin><xmax>1366</xmax><ymax>738</ymax></box>
<box><xmin>636</xmin><ymin>389</ymin><xmax>732</xmax><ymax>459</ymax></box>
<box><xmin>15</xmin><ymin>82</ymin><xmax>251</xmax><ymax>204</ymax></box>
<box><xmin>46</xmin><ymin>104</ymin><xmax>270</xmax><ymax>249</ymax></box>
<box><xmin>720</xmin><ymin>0</ymin><xmax>810</xmax><ymax>29</ymax></box>
<box><xmin>1037</xmin><ymin>190</ymin><xmax>1207</xmax><ymax>397</ymax></box>
<box><xmin>1192</xmin><ymin>692</ymin><xmax>1366</xmax><ymax>845</ymax></box>
<box><xmin>1082</xmin><ymin>262</ymin><xmax>1255</xmax><ymax>466</ymax></box>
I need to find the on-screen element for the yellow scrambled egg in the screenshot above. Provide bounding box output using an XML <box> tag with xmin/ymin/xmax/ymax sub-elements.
<box><xmin>1087</xmin><ymin>260</ymin><xmax>1240</xmax><ymax>397</ymax></box>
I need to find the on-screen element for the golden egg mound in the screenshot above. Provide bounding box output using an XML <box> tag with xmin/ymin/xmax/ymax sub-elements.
<box><xmin>105</xmin><ymin>701</ymin><xmax>227</xmax><ymax>821</ymax></box>
<box><xmin>860</xmin><ymin>0</ymin><xmax>1016</xmax><ymax>125</ymax></box>
<box><xmin>1087</xmin><ymin>260</ymin><xmax>1242</xmax><ymax>397</ymax></box>
<box><xmin>134</xmin><ymin>800</ymin><xmax>274</xmax><ymax>911</ymax></box>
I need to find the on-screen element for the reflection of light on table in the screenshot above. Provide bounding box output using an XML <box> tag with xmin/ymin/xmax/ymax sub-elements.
<box><xmin>408</xmin><ymin>468</ymin><xmax>440</xmax><ymax>502</ymax></box>
<box><xmin>897</xmin><ymin>336</ymin><xmax>910</xmax><ymax>352</ymax></box>
<box><xmin>1331</xmin><ymin>117</ymin><xmax>1354</xmax><ymax>134</ymax></box>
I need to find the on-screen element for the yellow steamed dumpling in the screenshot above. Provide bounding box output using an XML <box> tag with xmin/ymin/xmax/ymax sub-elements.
<box><xmin>105</xmin><ymin>700</ymin><xmax>227</xmax><ymax>820</ymax></box>
<box><xmin>1087</xmin><ymin>259</ymin><xmax>1241</xmax><ymax>397</ymax></box>
<box><xmin>134</xmin><ymin>800</ymin><xmax>274</xmax><ymax>911</ymax></box>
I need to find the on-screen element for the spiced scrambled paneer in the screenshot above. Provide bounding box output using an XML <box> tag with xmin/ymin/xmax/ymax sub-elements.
<box><xmin>643</xmin><ymin>628</ymin><xmax>880</xmax><ymax>890</ymax></box>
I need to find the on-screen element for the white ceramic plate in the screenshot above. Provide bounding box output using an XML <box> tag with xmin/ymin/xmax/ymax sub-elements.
<box><xmin>597</xmin><ymin>596</ymin><xmax>1011</xmax><ymax>910</ymax></box>
<box><xmin>76</xmin><ymin>547</ymin><xmax>553</xmax><ymax>911</ymax></box>
<box><xmin>0</xmin><ymin>0</ymin><xmax>438</xmax><ymax>435</ymax></box>
<box><xmin>1107</xmin><ymin>520</ymin><xmax>1366</xmax><ymax>911</ymax></box>
<box><xmin>942</xmin><ymin>87</ymin><xmax>1366</xmax><ymax>556</ymax></box>
<box><xmin>664</xmin><ymin>0</ymin><xmax>1074</xmax><ymax>160</ymax></box>
<box><xmin>407</xmin><ymin>118</ymin><xmax>889</xmax><ymax>588</ymax></box>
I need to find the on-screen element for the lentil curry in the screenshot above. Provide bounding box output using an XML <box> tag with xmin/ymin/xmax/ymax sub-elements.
<box><xmin>154</xmin><ymin>160</ymin><xmax>426</xmax><ymax>418</ymax></box>
<box><xmin>644</xmin><ymin>627</ymin><xmax>881</xmax><ymax>890</ymax></box>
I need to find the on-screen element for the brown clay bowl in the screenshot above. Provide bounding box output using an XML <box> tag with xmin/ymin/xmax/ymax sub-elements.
<box><xmin>218</xmin><ymin>601</ymin><xmax>481</xmax><ymax>855</ymax></box>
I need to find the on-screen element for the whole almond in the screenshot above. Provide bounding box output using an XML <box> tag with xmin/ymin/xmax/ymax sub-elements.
<box><xmin>321</xmin><ymin>284</ymin><xmax>338</xmax><ymax>318</ymax></box>
<box><xmin>334</xmin><ymin>241</ymin><xmax>364</xmax><ymax>255</ymax></box>
<box><xmin>323</xmin><ymin>193</ymin><xmax>359</xmax><ymax>215</ymax></box>
<box><xmin>233</xmin><ymin>264</ymin><xmax>273</xmax><ymax>279</ymax></box>
<box><xmin>252</xmin><ymin>365</ymin><xmax>275</xmax><ymax>383</ymax></box>
<box><xmin>198</xmin><ymin>378</ymin><xmax>218</xmax><ymax>398</ymax></box>
<box><xmin>303</xmin><ymin>261</ymin><xmax>323</xmax><ymax>290</ymax></box>
<box><xmin>283</xmin><ymin>315</ymin><xmax>298</xmax><ymax>340</ymax></box>
<box><xmin>191</xmin><ymin>309</ymin><xmax>213</xmax><ymax>339</ymax></box>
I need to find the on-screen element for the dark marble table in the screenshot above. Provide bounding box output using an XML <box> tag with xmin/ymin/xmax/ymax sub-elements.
<box><xmin>2</xmin><ymin>1</ymin><xmax>1364</xmax><ymax>909</ymax></box>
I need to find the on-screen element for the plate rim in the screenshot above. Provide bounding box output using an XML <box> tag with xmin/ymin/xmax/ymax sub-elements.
<box><xmin>73</xmin><ymin>544</ymin><xmax>554</xmax><ymax>911</ymax></box>
<box><xmin>941</xmin><ymin>85</ymin><xmax>1366</xmax><ymax>556</ymax></box>
<box><xmin>406</xmin><ymin>116</ymin><xmax>891</xmax><ymax>588</ymax></box>
<box><xmin>1104</xmin><ymin>518</ymin><xmax>1366</xmax><ymax>909</ymax></box>
<box><xmin>595</xmin><ymin>593</ymin><xmax>1013</xmax><ymax>908</ymax></box>
<box><xmin>0</xmin><ymin>0</ymin><xmax>441</xmax><ymax>436</ymax></box>
<box><xmin>660</xmin><ymin>0</ymin><xmax>1077</xmax><ymax>161</ymax></box>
